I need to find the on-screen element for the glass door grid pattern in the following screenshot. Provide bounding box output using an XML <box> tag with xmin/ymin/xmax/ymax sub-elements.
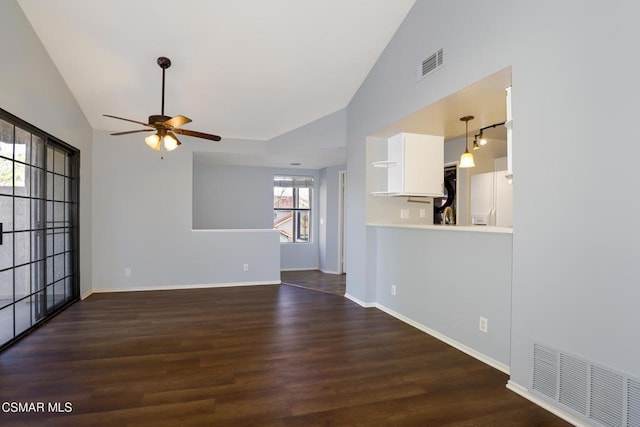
<box><xmin>0</xmin><ymin>114</ymin><xmax>79</xmax><ymax>349</ymax></box>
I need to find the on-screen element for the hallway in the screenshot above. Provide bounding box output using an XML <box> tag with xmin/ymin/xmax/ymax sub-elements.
<box><xmin>280</xmin><ymin>270</ymin><xmax>346</xmax><ymax>296</ymax></box>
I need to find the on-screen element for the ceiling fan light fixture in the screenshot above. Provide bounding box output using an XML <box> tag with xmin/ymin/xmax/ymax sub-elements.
<box><xmin>164</xmin><ymin>134</ymin><xmax>179</xmax><ymax>151</ymax></box>
<box><xmin>145</xmin><ymin>133</ymin><xmax>161</xmax><ymax>151</ymax></box>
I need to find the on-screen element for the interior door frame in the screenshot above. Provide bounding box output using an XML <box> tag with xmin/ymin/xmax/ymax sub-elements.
<box><xmin>338</xmin><ymin>170</ymin><xmax>346</xmax><ymax>274</ymax></box>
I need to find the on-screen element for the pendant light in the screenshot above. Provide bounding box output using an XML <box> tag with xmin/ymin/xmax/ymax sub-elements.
<box><xmin>459</xmin><ymin>115</ymin><xmax>475</xmax><ymax>168</ymax></box>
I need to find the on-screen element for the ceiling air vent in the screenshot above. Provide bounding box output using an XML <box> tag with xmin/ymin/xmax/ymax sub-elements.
<box><xmin>417</xmin><ymin>48</ymin><xmax>444</xmax><ymax>81</ymax></box>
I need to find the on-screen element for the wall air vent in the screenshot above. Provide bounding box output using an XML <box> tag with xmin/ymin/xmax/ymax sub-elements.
<box><xmin>533</xmin><ymin>343</ymin><xmax>558</xmax><ymax>400</ymax></box>
<box><xmin>531</xmin><ymin>342</ymin><xmax>640</xmax><ymax>427</ymax></box>
<box><xmin>559</xmin><ymin>353</ymin><xmax>588</xmax><ymax>415</ymax></box>
<box><xmin>417</xmin><ymin>48</ymin><xmax>444</xmax><ymax>81</ymax></box>
<box><xmin>590</xmin><ymin>365</ymin><xmax>624</xmax><ymax>427</ymax></box>
<box><xmin>628</xmin><ymin>379</ymin><xmax>640</xmax><ymax>427</ymax></box>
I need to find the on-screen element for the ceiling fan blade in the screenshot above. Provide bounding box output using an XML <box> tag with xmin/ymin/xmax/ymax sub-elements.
<box><xmin>103</xmin><ymin>114</ymin><xmax>154</xmax><ymax>127</ymax></box>
<box><xmin>173</xmin><ymin>128</ymin><xmax>222</xmax><ymax>141</ymax></box>
<box><xmin>110</xmin><ymin>129</ymin><xmax>155</xmax><ymax>136</ymax></box>
<box><xmin>163</xmin><ymin>115</ymin><xmax>192</xmax><ymax>129</ymax></box>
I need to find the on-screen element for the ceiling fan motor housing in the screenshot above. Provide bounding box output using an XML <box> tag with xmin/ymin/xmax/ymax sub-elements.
<box><xmin>148</xmin><ymin>115</ymin><xmax>172</xmax><ymax>126</ymax></box>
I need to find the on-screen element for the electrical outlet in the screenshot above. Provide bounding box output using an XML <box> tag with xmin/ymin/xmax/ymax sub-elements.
<box><xmin>391</xmin><ymin>285</ymin><xmax>397</xmax><ymax>296</ymax></box>
<box><xmin>125</xmin><ymin>268</ymin><xmax>131</xmax><ymax>277</ymax></box>
<box><xmin>479</xmin><ymin>316</ymin><xmax>488</xmax><ymax>333</ymax></box>
<box><xmin>243</xmin><ymin>263</ymin><xmax>249</xmax><ymax>272</ymax></box>
<box><xmin>419</xmin><ymin>208</ymin><xmax>426</xmax><ymax>218</ymax></box>
<box><xmin>400</xmin><ymin>209</ymin><xmax>409</xmax><ymax>219</ymax></box>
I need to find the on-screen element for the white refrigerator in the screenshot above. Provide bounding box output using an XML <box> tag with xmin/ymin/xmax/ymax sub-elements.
<box><xmin>469</xmin><ymin>159</ymin><xmax>513</xmax><ymax>227</ymax></box>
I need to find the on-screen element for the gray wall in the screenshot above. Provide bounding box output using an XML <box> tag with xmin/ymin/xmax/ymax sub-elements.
<box><xmin>345</xmin><ymin>0</ymin><xmax>640</xmax><ymax>408</ymax></box>
<box><xmin>375</xmin><ymin>226</ymin><xmax>512</xmax><ymax>367</ymax></box>
<box><xmin>92</xmin><ymin>131</ymin><xmax>280</xmax><ymax>290</ymax></box>
<box><xmin>0</xmin><ymin>0</ymin><xmax>93</xmax><ymax>297</ymax></box>
<box><xmin>319</xmin><ymin>165</ymin><xmax>345</xmax><ymax>273</ymax></box>
<box><xmin>191</xmin><ymin>162</ymin><xmax>320</xmax><ymax>271</ymax></box>
<box><xmin>193</xmin><ymin>165</ymin><xmax>274</xmax><ymax>230</ymax></box>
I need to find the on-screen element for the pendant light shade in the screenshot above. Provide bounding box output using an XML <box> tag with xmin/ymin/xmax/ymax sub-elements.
<box><xmin>144</xmin><ymin>131</ymin><xmax>181</xmax><ymax>152</ymax></box>
<box><xmin>145</xmin><ymin>133</ymin><xmax>161</xmax><ymax>151</ymax></box>
<box><xmin>164</xmin><ymin>133</ymin><xmax>179</xmax><ymax>151</ymax></box>
<box><xmin>459</xmin><ymin>115</ymin><xmax>475</xmax><ymax>168</ymax></box>
<box><xmin>460</xmin><ymin>148</ymin><xmax>475</xmax><ymax>168</ymax></box>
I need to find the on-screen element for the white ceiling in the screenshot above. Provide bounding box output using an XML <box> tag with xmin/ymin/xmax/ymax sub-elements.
<box><xmin>17</xmin><ymin>0</ymin><xmax>416</xmax><ymax>142</ymax></box>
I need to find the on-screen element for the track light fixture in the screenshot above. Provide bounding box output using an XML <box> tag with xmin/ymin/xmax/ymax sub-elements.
<box><xmin>478</xmin><ymin>129</ymin><xmax>488</xmax><ymax>146</ymax></box>
<box><xmin>472</xmin><ymin>122</ymin><xmax>506</xmax><ymax>151</ymax></box>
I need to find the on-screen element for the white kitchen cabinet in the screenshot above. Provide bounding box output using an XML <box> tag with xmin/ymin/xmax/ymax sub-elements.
<box><xmin>371</xmin><ymin>132</ymin><xmax>444</xmax><ymax>197</ymax></box>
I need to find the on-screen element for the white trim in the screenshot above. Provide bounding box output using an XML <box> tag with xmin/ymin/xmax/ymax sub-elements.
<box><xmin>506</xmin><ymin>380</ymin><xmax>587</xmax><ymax>427</ymax></box>
<box><xmin>191</xmin><ymin>229</ymin><xmax>279</xmax><ymax>233</ymax></box>
<box><xmin>280</xmin><ymin>268</ymin><xmax>319</xmax><ymax>272</ymax></box>
<box><xmin>81</xmin><ymin>290</ymin><xmax>93</xmax><ymax>300</ymax></box>
<box><xmin>367</xmin><ymin>223</ymin><xmax>513</xmax><ymax>234</ymax></box>
<box><xmin>90</xmin><ymin>281</ymin><xmax>279</xmax><ymax>294</ymax></box>
<box><xmin>344</xmin><ymin>293</ymin><xmax>376</xmax><ymax>308</ymax></box>
<box><xmin>338</xmin><ymin>169</ymin><xmax>347</xmax><ymax>274</ymax></box>
<box><xmin>375</xmin><ymin>303</ymin><xmax>510</xmax><ymax>374</ymax></box>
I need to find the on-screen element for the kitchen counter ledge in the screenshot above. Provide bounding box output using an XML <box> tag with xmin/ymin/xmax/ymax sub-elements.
<box><xmin>367</xmin><ymin>223</ymin><xmax>513</xmax><ymax>234</ymax></box>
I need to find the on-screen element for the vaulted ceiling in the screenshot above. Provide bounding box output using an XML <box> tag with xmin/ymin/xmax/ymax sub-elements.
<box><xmin>18</xmin><ymin>0</ymin><xmax>416</xmax><ymax>142</ymax></box>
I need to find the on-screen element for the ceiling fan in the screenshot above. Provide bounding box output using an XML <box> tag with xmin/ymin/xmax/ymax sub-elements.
<box><xmin>104</xmin><ymin>56</ymin><xmax>221</xmax><ymax>152</ymax></box>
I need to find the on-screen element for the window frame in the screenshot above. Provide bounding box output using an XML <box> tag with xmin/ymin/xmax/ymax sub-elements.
<box><xmin>273</xmin><ymin>175</ymin><xmax>313</xmax><ymax>244</ymax></box>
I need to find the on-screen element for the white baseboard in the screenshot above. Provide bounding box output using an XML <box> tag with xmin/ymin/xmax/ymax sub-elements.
<box><xmin>375</xmin><ymin>303</ymin><xmax>510</xmax><ymax>375</ymax></box>
<box><xmin>80</xmin><ymin>290</ymin><xmax>93</xmax><ymax>300</ymax></box>
<box><xmin>90</xmin><ymin>281</ymin><xmax>279</xmax><ymax>294</ymax></box>
<box><xmin>506</xmin><ymin>380</ymin><xmax>587</xmax><ymax>426</ymax></box>
<box><xmin>280</xmin><ymin>268</ymin><xmax>320</xmax><ymax>272</ymax></box>
<box><xmin>344</xmin><ymin>293</ymin><xmax>376</xmax><ymax>308</ymax></box>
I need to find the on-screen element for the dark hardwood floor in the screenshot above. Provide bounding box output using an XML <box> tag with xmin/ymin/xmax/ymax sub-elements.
<box><xmin>0</xmin><ymin>285</ymin><xmax>568</xmax><ymax>426</ymax></box>
<box><xmin>281</xmin><ymin>270</ymin><xmax>346</xmax><ymax>296</ymax></box>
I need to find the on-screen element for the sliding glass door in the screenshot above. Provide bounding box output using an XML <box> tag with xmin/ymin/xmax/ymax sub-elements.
<box><xmin>0</xmin><ymin>111</ymin><xmax>79</xmax><ymax>350</ymax></box>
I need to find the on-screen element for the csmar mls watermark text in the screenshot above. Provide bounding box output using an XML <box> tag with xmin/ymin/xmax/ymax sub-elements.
<box><xmin>2</xmin><ymin>401</ymin><xmax>73</xmax><ymax>413</ymax></box>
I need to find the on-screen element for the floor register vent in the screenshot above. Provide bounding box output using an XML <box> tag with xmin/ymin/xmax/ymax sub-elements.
<box><xmin>532</xmin><ymin>343</ymin><xmax>640</xmax><ymax>427</ymax></box>
<box><xmin>417</xmin><ymin>48</ymin><xmax>444</xmax><ymax>80</ymax></box>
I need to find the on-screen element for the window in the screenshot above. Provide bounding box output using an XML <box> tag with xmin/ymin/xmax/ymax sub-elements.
<box><xmin>0</xmin><ymin>126</ymin><xmax>26</xmax><ymax>188</ymax></box>
<box><xmin>273</xmin><ymin>175</ymin><xmax>312</xmax><ymax>243</ymax></box>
